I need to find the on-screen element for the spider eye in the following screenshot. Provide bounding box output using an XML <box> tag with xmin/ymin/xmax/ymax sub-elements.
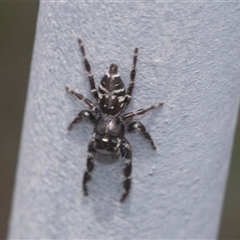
<box><xmin>102</xmin><ymin>137</ymin><xmax>109</xmax><ymax>142</ymax></box>
<box><xmin>103</xmin><ymin>104</ymin><xmax>115</xmax><ymax>111</ymax></box>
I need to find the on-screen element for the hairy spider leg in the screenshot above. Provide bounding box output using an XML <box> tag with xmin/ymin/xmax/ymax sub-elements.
<box><xmin>127</xmin><ymin>121</ymin><xmax>156</xmax><ymax>150</ymax></box>
<box><xmin>125</xmin><ymin>48</ymin><xmax>138</xmax><ymax>106</ymax></box>
<box><xmin>67</xmin><ymin>110</ymin><xmax>96</xmax><ymax>130</ymax></box>
<box><xmin>78</xmin><ymin>38</ymin><xmax>99</xmax><ymax>101</ymax></box>
<box><xmin>66</xmin><ymin>87</ymin><xmax>97</xmax><ymax>111</ymax></box>
<box><xmin>120</xmin><ymin>139</ymin><xmax>132</xmax><ymax>202</ymax></box>
<box><xmin>122</xmin><ymin>102</ymin><xmax>163</xmax><ymax>121</ymax></box>
<box><xmin>83</xmin><ymin>138</ymin><xmax>96</xmax><ymax>196</ymax></box>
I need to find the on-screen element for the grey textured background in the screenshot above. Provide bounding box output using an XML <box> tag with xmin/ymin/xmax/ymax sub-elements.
<box><xmin>9</xmin><ymin>2</ymin><xmax>240</xmax><ymax>239</ymax></box>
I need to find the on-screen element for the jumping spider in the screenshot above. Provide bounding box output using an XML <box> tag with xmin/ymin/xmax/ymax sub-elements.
<box><xmin>66</xmin><ymin>38</ymin><xmax>163</xmax><ymax>202</ymax></box>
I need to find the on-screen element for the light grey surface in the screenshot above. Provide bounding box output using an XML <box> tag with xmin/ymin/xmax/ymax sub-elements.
<box><xmin>9</xmin><ymin>2</ymin><xmax>240</xmax><ymax>239</ymax></box>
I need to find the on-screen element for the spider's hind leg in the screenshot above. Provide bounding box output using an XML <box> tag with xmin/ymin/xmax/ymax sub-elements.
<box><xmin>125</xmin><ymin>48</ymin><xmax>138</xmax><ymax>107</ymax></box>
<box><xmin>78</xmin><ymin>38</ymin><xmax>99</xmax><ymax>102</ymax></box>
<box><xmin>66</xmin><ymin>87</ymin><xmax>97</xmax><ymax>111</ymax></box>
<box><xmin>122</xmin><ymin>102</ymin><xmax>163</xmax><ymax>121</ymax></box>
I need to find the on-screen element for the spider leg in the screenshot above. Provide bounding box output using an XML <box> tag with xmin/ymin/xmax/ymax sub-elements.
<box><xmin>125</xmin><ymin>48</ymin><xmax>138</xmax><ymax>106</ymax></box>
<box><xmin>120</xmin><ymin>138</ymin><xmax>132</xmax><ymax>202</ymax></box>
<box><xmin>66</xmin><ymin>87</ymin><xmax>97</xmax><ymax>111</ymax></box>
<box><xmin>78</xmin><ymin>38</ymin><xmax>99</xmax><ymax>102</ymax></box>
<box><xmin>68</xmin><ymin>110</ymin><xmax>96</xmax><ymax>130</ymax></box>
<box><xmin>127</xmin><ymin>121</ymin><xmax>156</xmax><ymax>150</ymax></box>
<box><xmin>83</xmin><ymin>138</ymin><xmax>96</xmax><ymax>196</ymax></box>
<box><xmin>122</xmin><ymin>102</ymin><xmax>163</xmax><ymax>121</ymax></box>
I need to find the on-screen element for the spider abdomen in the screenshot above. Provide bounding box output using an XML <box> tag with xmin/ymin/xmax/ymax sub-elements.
<box><xmin>98</xmin><ymin>64</ymin><xmax>126</xmax><ymax>115</ymax></box>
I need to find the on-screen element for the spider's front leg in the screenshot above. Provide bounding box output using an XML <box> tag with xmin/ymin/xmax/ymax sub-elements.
<box><xmin>83</xmin><ymin>138</ymin><xmax>97</xmax><ymax>196</ymax></box>
<box><xmin>127</xmin><ymin>121</ymin><xmax>156</xmax><ymax>150</ymax></box>
<box><xmin>120</xmin><ymin>139</ymin><xmax>132</xmax><ymax>202</ymax></box>
<box><xmin>67</xmin><ymin>110</ymin><xmax>96</xmax><ymax>130</ymax></box>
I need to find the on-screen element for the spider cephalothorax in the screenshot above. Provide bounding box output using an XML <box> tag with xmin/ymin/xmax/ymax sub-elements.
<box><xmin>66</xmin><ymin>38</ymin><xmax>163</xmax><ymax>202</ymax></box>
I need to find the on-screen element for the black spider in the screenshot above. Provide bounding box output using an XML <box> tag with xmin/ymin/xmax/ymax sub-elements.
<box><xmin>66</xmin><ymin>38</ymin><xmax>163</xmax><ymax>202</ymax></box>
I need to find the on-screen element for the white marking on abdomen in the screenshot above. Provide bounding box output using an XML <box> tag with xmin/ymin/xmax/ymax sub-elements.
<box><xmin>99</xmin><ymin>84</ymin><xmax>125</xmax><ymax>96</ymax></box>
<box><xmin>118</xmin><ymin>96</ymin><xmax>125</xmax><ymax>103</ymax></box>
<box><xmin>99</xmin><ymin>84</ymin><xmax>109</xmax><ymax>94</ymax></box>
<box><xmin>106</xmin><ymin>72</ymin><xmax>120</xmax><ymax>78</ymax></box>
<box><xmin>112</xmin><ymin>88</ymin><xmax>125</xmax><ymax>94</ymax></box>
